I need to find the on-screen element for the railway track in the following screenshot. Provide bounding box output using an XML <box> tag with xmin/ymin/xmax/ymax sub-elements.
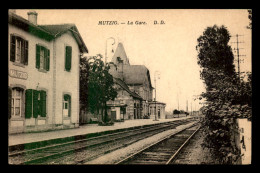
<box><xmin>9</xmin><ymin>118</ymin><xmax>197</xmax><ymax>165</ymax></box>
<box><xmin>116</xmin><ymin>124</ymin><xmax>200</xmax><ymax>165</ymax></box>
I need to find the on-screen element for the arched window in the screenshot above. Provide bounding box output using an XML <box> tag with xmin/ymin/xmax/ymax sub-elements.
<box><xmin>63</xmin><ymin>94</ymin><xmax>71</xmax><ymax>117</ymax></box>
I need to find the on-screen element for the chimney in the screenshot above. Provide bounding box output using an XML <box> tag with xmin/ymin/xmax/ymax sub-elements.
<box><xmin>117</xmin><ymin>57</ymin><xmax>124</xmax><ymax>81</ymax></box>
<box><xmin>27</xmin><ymin>10</ymin><xmax>38</xmax><ymax>25</ymax></box>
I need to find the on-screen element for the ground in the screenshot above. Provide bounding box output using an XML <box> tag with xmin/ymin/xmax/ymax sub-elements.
<box><xmin>173</xmin><ymin>129</ymin><xmax>219</xmax><ymax>165</ymax></box>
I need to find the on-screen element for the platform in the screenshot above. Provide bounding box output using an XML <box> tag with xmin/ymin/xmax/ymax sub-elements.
<box><xmin>8</xmin><ymin>116</ymin><xmax>191</xmax><ymax>148</ymax></box>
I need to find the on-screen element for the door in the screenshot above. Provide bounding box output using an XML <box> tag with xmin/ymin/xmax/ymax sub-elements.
<box><xmin>63</xmin><ymin>100</ymin><xmax>69</xmax><ymax>117</ymax></box>
<box><xmin>111</xmin><ymin>111</ymin><xmax>116</xmax><ymax>121</ymax></box>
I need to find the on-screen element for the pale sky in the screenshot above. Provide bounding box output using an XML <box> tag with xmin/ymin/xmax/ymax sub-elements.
<box><xmin>14</xmin><ymin>9</ymin><xmax>252</xmax><ymax>112</ymax></box>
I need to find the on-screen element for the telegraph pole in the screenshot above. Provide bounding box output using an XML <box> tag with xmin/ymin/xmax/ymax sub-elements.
<box><xmin>177</xmin><ymin>94</ymin><xmax>179</xmax><ymax>111</ymax></box>
<box><xmin>186</xmin><ymin>100</ymin><xmax>188</xmax><ymax>112</ymax></box>
<box><xmin>231</xmin><ymin>34</ymin><xmax>246</xmax><ymax>79</ymax></box>
<box><xmin>154</xmin><ymin>71</ymin><xmax>160</xmax><ymax>121</ymax></box>
<box><xmin>186</xmin><ymin>100</ymin><xmax>188</xmax><ymax>117</ymax></box>
<box><xmin>190</xmin><ymin>102</ymin><xmax>192</xmax><ymax>116</ymax></box>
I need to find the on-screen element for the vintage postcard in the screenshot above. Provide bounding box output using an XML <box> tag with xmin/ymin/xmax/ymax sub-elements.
<box><xmin>8</xmin><ymin>9</ymin><xmax>252</xmax><ymax>165</ymax></box>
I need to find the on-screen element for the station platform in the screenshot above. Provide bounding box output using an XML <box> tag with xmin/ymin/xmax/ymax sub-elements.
<box><xmin>8</xmin><ymin>116</ymin><xmax>191</xmax><ymax>148</ymax></box>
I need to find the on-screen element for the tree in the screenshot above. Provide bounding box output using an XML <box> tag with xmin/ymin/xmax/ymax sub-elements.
<box><xmin>80</xmin><ymin>57</ymin><xmax>89</xmax><ymax>111</ymax></box>
<box><xmin>173</xmin><ymin>109</ymin><xmax>180</xmax><ymax>114</ymax></box>
<box><xmin>173</xmin><ymin>109</ymin><xmax>178</xmax><ymax>114</ymax></box>
<box><xmin>196</xmin><ymin>25</ymin><xmax>252</xmax><ymax>164</ymax></box>
<box><xmin>247</xmin><ymin>9</ymin><xmax>252</xmax><ymax>29</ymax></box>
<box><xmin>196</xmin><ymin>25</ymin><xmax>236</xmax><ymax>88</ymax></box>
<box><xmin>80</xmin><ymin>54</ymin><xmax>117</xmax><ymax>124</ymax></box>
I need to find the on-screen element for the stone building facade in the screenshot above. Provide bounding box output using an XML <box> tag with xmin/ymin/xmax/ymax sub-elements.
<box><xmin>108</xmin><ymin>43</ymin><xmax>166</xmax><ymax>120</ymax></box>
<box><xmin>8</xmin><ymin>11</ymin><xmax>88</xmax><ymax>134</ymax></box>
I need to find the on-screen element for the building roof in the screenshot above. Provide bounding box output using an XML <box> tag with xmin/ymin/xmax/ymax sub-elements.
<box><xmin>109</xmin><ymin>42</ymin><xmax>153</xmax><ymax>89</ymax></box>
<box><xmin>123</xmin><ymin>65</ymin><xmax>153</xmax><ymax>88</ymax></box>
<box><xmin>8</xmin><ymin>11</ymin><xmax>88</xmax><ymax>53</ymax></box>
<box><xmin>113</xmin><ymin>77</ymin><xmax>143</xmax><ymax>100</ymax></box>
<box><xmin>111</xmin><ymin>43</ymin><xmax>130</xmax><ymax>65</ymax></box>
<box><xmin>8</xmin><ymin>11</ymin><xmax>54</xmax><ymax>40</ymax></box>
<box><xmin>40</xmin><ymin>24</ymin><xmax>88</xmax><ymax>53</ymax></box>
<box><xmin>149</xmin><ymin>100</ymin><xmax>166</xmax><ymax>105</ymax></box>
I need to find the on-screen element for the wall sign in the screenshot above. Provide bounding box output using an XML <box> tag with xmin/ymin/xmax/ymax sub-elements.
<box><xmin>9</xmin><ymin>69</ymin><xmax>28</xmax><ymax>80</ymax></box>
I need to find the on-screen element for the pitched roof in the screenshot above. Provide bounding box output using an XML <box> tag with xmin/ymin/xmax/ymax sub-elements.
<box><xmin>149</xmin><ymin>101</ymin><xmax>166</xmax><ymax>105</ymax></box>
<box><xmin>40</xmin><ymin>24</ymin><xmax>88</xmax><ymax>53</ymax></box>
<box><xmin>8</xmin><ymin>11</ymin><xmax>88</xmax><ymax>53</ymax></box>
<box><xmin>113</xmin><ymin>78</ymin><xmax>142</xmax><ymax>100</ymax></box>
<box><xmin>123</xmin><ymin>65</ymin><xmax>153</xmax><ymax>88</ymax></box>
<box><xmin>8</xmin><ymin>11</ymin><xmax>54</xmax><ymax>41</ymax></box>
<box><xmin>111</xmin><ymin>43</ymin><xmax>130</xmax><ymax>65</ymax></box>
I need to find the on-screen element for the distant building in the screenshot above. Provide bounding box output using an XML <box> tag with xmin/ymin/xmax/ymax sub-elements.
<box><xmin>108</xmin><ymin>43</ymin><xmax>166</xmax><ymax>120</ymax></box>
<box><xmin>107</xmin><ymin>78</ymin><xmax>143</xmax><ymax>120</ymax></box>
<box><xmin>8</xmin><ymin>11</ymin><xmax>88</xmax><ymax>134</ymax></box>
<box><xmin>149</xmin><ymin>101</ymin><xmax>166</xmax><ymax>119</ymax></box>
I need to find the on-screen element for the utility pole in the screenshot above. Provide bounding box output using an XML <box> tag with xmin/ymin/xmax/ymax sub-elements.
<box><xmin>186</xmin><ymin>100</ymin><xmax>188</xmax><ymax>112</ymax></box>
<box><xmin>191</xmin><ymin>102</ymin><xmax>192</xmax><ymax>116</ymax></box>
<box><xmin>154</xmin><ymin>71</ymin><xmax>160</xmax><ymax>121</ymax></box>
<box><xmin>177</xmin><ymin>93</ymin><xmax>179</xmax><ymax>110</ymax></box>
<box><xmin>186</xmin><ymin>100</ymin><xmax>188</xmax><ymax>117</ymax></box>
<box><xmin>231</xmin><ymin>34</ymin><xmax>246</xmax><ymax>79</ymax></box>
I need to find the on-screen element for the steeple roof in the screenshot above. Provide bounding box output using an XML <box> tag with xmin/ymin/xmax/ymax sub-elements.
<box><xmin>111</xmin><ymin>43</ymin><xmax>130</xmax><ymax>65</ymax></box>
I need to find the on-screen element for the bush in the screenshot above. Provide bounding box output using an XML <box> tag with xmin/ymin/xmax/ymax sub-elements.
<box><xmin>143</xmin><ymin>115</ymin><xmax>150</xmax><ymax>119</ymax></box>
<box><xmin>114</xmin><ymin>119</ymin><xmax>124</xmax><ymax>122</ymax></box>
<box><xmin>98</xmin><ymin>121</ymin><xmax>114</xmax><ymax>126</ymax></box>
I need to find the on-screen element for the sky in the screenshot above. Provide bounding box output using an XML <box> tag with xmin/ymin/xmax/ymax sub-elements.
<box><xmin>14</xmin><ymin>9</ymin><xmax>252</xmax><ymax>112</ymax></box>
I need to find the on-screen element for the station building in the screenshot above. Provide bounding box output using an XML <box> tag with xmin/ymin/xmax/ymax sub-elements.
<box><xmin>108</xmin><ymin>43</ymin><xmax>166</xmax><ymax>120</ymax></box>
<box><xmin>8</xmin><ymin>10</ymin><xmax>88</xmax><ymax>134</ymax></box>
<box><xmin>149</xmin><ymin>101</ymin><xmax>166</xmax><ymax>119</ymax></box>
<box><xmin>106</xmin><ymin>77</ymin><xmax>143</xmax><ymax>120</ymax></box>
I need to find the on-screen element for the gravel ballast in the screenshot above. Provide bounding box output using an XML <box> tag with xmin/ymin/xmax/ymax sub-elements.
<box><xmin>84</xmin><ymin>121</ymin><xmax>198</xmax><ymax>164</ymax></box>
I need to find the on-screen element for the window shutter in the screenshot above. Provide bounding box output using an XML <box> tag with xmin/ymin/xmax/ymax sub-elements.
<box><xmin>10</xmin><ymin>35</ymin><xmax>16</xmax><ymax>62</ymax></box>
<box><xmin>25</xmin><ymin>89</ymin><xmax>33</xmax><ymax>119</ymax></box>
<box><xmin>24</xmin><ymin>40</ymin><xmax>28</xmax><ymax>65</ymax></box>
<box><xmin>36</xmin><ymin>44</ymin><xmax>40</xmax><ymax>69</ymax></box>
<box><xmin>46</xmin><ymin>49</ymin><xmax>50</xmax><ymax>71</ymax></box>
<box><xmin>68</xmin><ymin>95</ymin><xmax>71</xmax><ymax>117</ymax></box>
<box><xmin>21</xmin><ymin>39</ymin><xmax>25</xmax><ymax>64</ymax></box>
<box><xmin>8</xmin><ymin>87</ymin><xmax>12</xmax><ymax>119</ymax></box>
<box><xmin>40</xmin><ymin>90</ymin><xmax>46</xmax><ymax>117</ymax></box>
<box><xmin>65</xmin><ymin>46</ymin><xmax>72</xmax><ymax>71</ymax></box>
<box><xmin>33</xmin><ymin>90</ymin><xmax>38</xmax><ymax>118</ymax></box>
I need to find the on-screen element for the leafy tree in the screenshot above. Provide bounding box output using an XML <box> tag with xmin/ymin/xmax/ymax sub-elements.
<box><xmin>80</xmin><ymin>54</ymin><xmax>117</xmax><ymax>124</ymax></box>
<box><xmin>180</xmin><ymin>110</ymin><xmax>185</xmax><ymax>114</ymax></box>
<box><xmin>196</xmin><ymin>25</ymin><xmax>236</xmax><ymax>88</ymax></box>
<box><xmin>173</xmin><ymin>109</ymin><xmax>180</xmax><ymax>114</ymax></box>
<box><xmin>80</xmin><ymin>57</ymin><xmax>89</xmax><ymax>111</ymax></box>
<box><xmin>196</xmin><ymin>25</ymin><xmax>252</xmax><ymax>164</ymax></box>
<box><xmin>247</xmin><ymin>9</ymin><xmax>252</xmax><ymax>29</ymax></box>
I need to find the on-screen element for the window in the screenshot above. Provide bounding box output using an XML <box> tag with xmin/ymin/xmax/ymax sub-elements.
<box><xmin>63</xmin><ymin>94</ymin><xmax>71</xmax><ymax>117</ymax></box>
<box><xmin>36</xmin><ymin>44</ymin><xmax>50</xmax><ymax>71</ymax></box>
<box><xmin>11</xmin><ymin>88</ymin><xmax>23</xmax><ymax>117</ymax></box>
<box><xmin>10</xmin><ymin>35</ymin><xmax>28</xmax><ymax>65</ymax></box>
<box><xmin>65</xmin><ymin>46</ymin><xmax>72</xmax><ymax>71</ymax></box>
<box><xmin>25</xmin><ymin>89</ymin><xmax>47</xmax><ymax>119</ymax></box>
<box><xmin>16</xmin><ymin>39</ymin><xmax>21</xmax><ymax>63</ymax></box>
